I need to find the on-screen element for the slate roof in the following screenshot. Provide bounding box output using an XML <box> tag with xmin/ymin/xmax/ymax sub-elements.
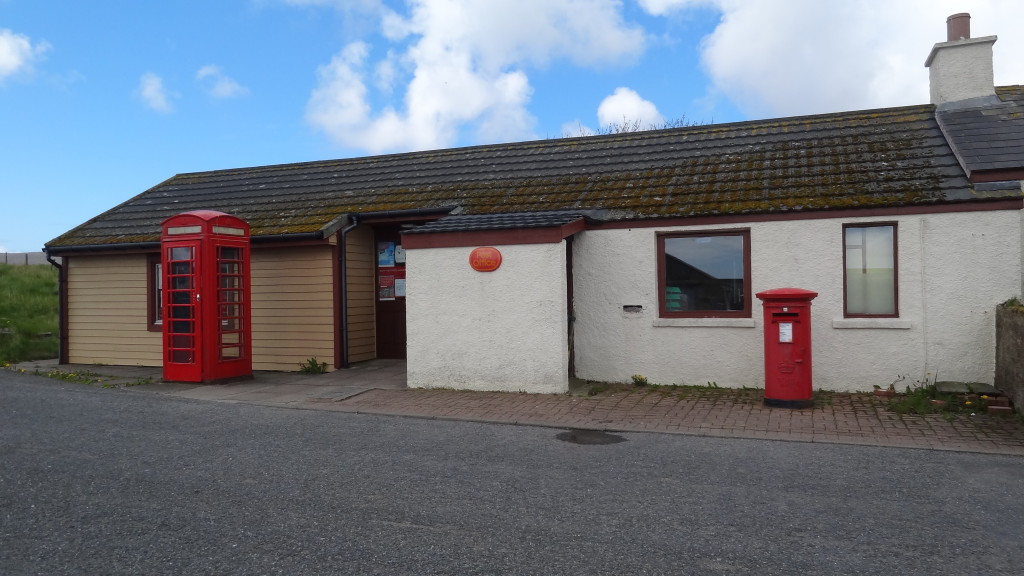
<box><xmin>47</xmin><ymin>100</ymin><xmax>1021</xmax><ymax>250</ymax></box>
<box><xmin>937</xmin><ymin>85</ymin><xmax>1024</xmax><ymax>177</ymax></box>
<box><xmin>404</xmin><ymin>211</ymin><xmax>588</xmax><ymax>235</ymax></box>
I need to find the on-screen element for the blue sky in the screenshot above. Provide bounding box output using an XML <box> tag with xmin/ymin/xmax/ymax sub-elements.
<box><xmin>1</xmin><ymin>0</ymin><xmax>1021</xmax><ymax>252</ymax></box>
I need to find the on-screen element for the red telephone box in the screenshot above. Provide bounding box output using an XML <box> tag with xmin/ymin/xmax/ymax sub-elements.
<box><xmin>161</xmin><ymin>210</ymin><xmax>252</xmax><ymax>383</ymax></box>
<box><xmin>756</xmin><ymin>288</ymin><xmax>818</xmax><ymax>408</ymax></box>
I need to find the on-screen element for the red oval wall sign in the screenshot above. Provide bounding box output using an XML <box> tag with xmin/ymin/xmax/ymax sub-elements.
<box><xmin>469</xmin><ymin>246</ymin><xmax>502</xmax><ymax>272</ymax></box>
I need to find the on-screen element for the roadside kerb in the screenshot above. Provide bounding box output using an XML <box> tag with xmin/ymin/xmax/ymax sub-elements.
<box><xmin>328</xmin><ymin>388</ymin><xmax>1024</xmax><ymax>456</ymax></box>
<box><xmin>9</xmin><ymin>359</ymin><xmax>1024</xmax><ymax>456</ymax></box>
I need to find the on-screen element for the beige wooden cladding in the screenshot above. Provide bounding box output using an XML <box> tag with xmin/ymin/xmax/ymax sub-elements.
<box><xmin>251</xmin><ymin>246</ymin><xmax>336</xmax><ymax>371</ymax></box>
<box><xmin>67</xmin><ymin>254</ymin><xmax>162</xmax><ymax>365</ymax></box>
<box><xmin>66</xmin><ymin>246</ymin><xmax>339</xmax><ymax>372</ymax></box>
<box><xmin>345</xmin><ymin>226</ymin><xmax>376</xmax><ymax>362</ymax></box>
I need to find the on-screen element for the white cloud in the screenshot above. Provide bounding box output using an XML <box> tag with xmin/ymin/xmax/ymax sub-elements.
<box><xmin>636</xmin><ymin>0</ymin><xmax>710</xmax><ymax>17</ymax></box>
<box><xmin>559</xmin><ymin>87</ymin><xmax>664</xmax><ymax>136</ymax></box>
<box><xmin>196</xmin><ymin>65</ymin><xmax>249</xmax><ymax>99</ymax></box>
<box><xmin>560</xmin><ymin>120</ymin><xmax>596</xmax><ymax>138</ymax></box>
<box><xmin>640</xmin><ymin>0</ymin><xmax>1024</xmax><ymax>119</ymax></box>
<box><xmin>305</xmin><ymin>0</ymin><xmax>646</xmax><ymax>153</ymax></box>
<box><xmin>0</xmin><ymin>28</ymin><xmax>50</xmax><ymax>83</ymax></box>
<box><xmin>137</xmin><ymin>72</ymin><xmax>174</xmax><ymax>113</ymax></box>
<box><xmin>597</xmin><ymin>87</ymin><xmax>664</xmax><ymax>129</ymax></box>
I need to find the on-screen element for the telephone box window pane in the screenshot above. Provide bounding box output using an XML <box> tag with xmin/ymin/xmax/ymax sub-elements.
<box><xmin>171</xmin><ymin>262</ymin><xmax>192</xmax><ymax>275</ymax></box>
<box><xmin>219</xmin><ymin>262</ymin><xmax>240</xmax><ymax>275</ymax></box>
<box><xmin>662</xmin><ymin>233</ymin><xmax>747</xmax><ymax>315</ymax></box>
<box><xmin>170</xmin><ymin>247</ymin><xmax>193</xmax><ymax>261</ymax></box>
<box><xmin>220</xmin><ymin>332</ymin><xmax>241</xmax><ymax>345</ymax></box>
<box><xmin>171</xmin><ymin>350</ymin><xmax>194</xmax><ymax>363</ymax></box>
<box><xmin>219</xmin><ymin>304</ymin><xmax>239</xmax><ymax>318</ymax></box>
<box><xmin>844</xmin><ymin>225</ymin><xmax>896</xmax><ymax>316</ymax></box>
<box><xmin>171</xmin><ymin>335</ymin><xmax>193</xmax><ymax>349</ymax></box>
<box><xmin>220</xmin><ymin>318</ymin><xmax>240</xmax><ymax>331</ymax></box>
<box><xmin>219</xmin><ymin>290</ymin><xmax>240</xmax><ymax>303</ymax></box>
<box><xmin>171</xmin><ymin>276</ymin><xmax>193</xmax><ymax>290</ymax></box>
<box><xmin>219</xmin><ymin>276</ymin><xmax>240</xmax><ymax>289</ymax></box>
<box><xmin>170</xmin><ymin>291</ymin><xmax>191</xmax><ymax>305</ymax></box>
<box><xmin>220</xmin><ymin>347</ymin><xmax>241</xmax><ymax>359</ymax></box>
<box><xmin>170</xmin><ymin>321</ymin><xmax>193</xmax><ymax>334</ymax></box>
<box><xmin>219</xmin><ymin>247</ymin><xmax>241</xmax><ymax>260</ymax></box>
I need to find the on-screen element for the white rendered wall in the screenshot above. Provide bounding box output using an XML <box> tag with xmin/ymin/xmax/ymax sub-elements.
<box><xmin>926</xmin><ymin>36</ymin><xmax>996</xmax><ymax>105</ymax></box>
<box><xmin>406</xmin><ymin>242</ymin><xmax>569</xmax><ymax>393</ymax></box>
<box><xmin>572</xmin><ymin>209</ymin><xmax>1022</xmax><ymax>392</ymax></box>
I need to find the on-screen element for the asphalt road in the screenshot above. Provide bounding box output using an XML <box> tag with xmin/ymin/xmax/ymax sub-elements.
<box><xmin>2</xmin><ymin>369</ymin><xmax>1023</xmax><ymax>575</ymax></box>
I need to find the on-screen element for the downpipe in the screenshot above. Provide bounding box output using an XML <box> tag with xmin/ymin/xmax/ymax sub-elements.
<box><xmin>338</xmin><ymin>215</ymin><xmax>360</xmax><ymax>369</ymax></box>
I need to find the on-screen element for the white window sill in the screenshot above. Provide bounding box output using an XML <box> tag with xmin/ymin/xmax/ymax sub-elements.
<box><xmin>654</xmin><ymin>318</ymin><xmax>756</xmax><ymax>328</ymax></box>
<box><xmin>832</xmin><ymin>318</ymin><xmax>912</xmax><ymax>330</ymax></box>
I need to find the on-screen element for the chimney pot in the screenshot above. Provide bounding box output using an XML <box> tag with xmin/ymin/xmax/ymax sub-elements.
<box><xmin>947</xmin><ymin>12</ymin><xmax>971</xmax><ymax>41</ymax></box>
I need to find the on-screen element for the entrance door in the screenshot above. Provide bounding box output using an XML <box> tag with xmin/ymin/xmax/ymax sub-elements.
<box><xmin>375</xmin><ymin>225</ymin><xmax>407</xmax><ymax>359</ymax></box>
<box><xmin>164</xmin><ymin>244</ymin><xmax>202</xmax><ymax>382</ymax></box>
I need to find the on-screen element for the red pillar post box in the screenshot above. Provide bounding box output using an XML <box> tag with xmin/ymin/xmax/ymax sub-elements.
<box><xmin>755</xmin><ymin>288</ymin><xmax>818</xmax><ymax>408</ymax></box>
<box><xmin>161</xmin><ymin>210</ymin><xmax>252</xmax><ymax>383</ymax></box>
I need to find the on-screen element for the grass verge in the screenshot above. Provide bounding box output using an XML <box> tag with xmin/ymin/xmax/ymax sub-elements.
<box><xmin>0</xmin><ymin>264</ymin><xmax>58</xmax><ymax>363</ymax></box>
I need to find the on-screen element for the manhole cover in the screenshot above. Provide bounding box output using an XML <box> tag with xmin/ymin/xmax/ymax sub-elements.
<box><xmin>555</xmin><ymin>429</ymin><xmax>627</xmax><ymax>445</ymax></box>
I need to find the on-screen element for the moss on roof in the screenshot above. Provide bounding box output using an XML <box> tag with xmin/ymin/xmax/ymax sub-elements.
<box><xmin>46</xmin><ymin>102</ymin><xmax>1017</xmax><ymax>249</ymax></box>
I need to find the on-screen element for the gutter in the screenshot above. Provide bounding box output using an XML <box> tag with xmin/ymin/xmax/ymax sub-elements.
<box><xmin>338</xmin><ymin>215</ymin><xmax>360</xmax><ymax>369</ymax></box>
<box><xmin>43</xmin><ymin>249</ymin><xmax>68</xmax><ymax>364</ymax></box>
<box><xmin>44</xmin><ymin>241</ymin><xmax>160</xmax><ymax>255</ymax></box>
<box><xmin>251</xmin><ymin>232</ymin><xmax>325</xmax><ymax>243</ymax></box>
<box><xmin>46</xmin><ymin>230</ymin><xmax>336</xmax><ymax>254</ymax></box>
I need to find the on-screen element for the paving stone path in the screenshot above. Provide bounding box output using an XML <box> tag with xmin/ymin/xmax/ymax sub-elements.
<box><xmin>332</xmin><ymin>387</ymin><xmax>1024</xmax><ymax>455</ymax></box>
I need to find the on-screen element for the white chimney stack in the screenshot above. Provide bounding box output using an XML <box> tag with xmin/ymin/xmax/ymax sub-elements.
<box><xmin>924</xmin><ymin>13</ymin><xmax>997</xmax><ymax>106</ymax></box>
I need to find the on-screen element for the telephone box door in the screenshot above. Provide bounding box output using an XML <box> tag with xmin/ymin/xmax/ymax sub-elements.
<box><xmin>163</xmin><ymin>242</ymin><xmax>202</xmax><ymax>382</ymax></box>
<box><xmin>209</xmin><ymin>244</ymin><xmax>249</xmax><ymax>379</ymax></box>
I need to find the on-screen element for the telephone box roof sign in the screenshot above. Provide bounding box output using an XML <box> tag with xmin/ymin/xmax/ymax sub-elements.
<box><xmin>162</xmin><ymin>210</ymin><xmax>250</xmax><ymax>239</ymax></box>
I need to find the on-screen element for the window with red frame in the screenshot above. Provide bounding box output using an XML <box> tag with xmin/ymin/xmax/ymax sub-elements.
<box><xmin>147</xmin><ymin>254</ymin><xmax>162</xmax><ymax>331</ymax></box>
<box><xmin>658</xmin><ymin>230</ymin><xmax>751</xmax><ymax>318</ymax></box>
<box><xmin>843</xmin><ymin>223</ymin><xmax>897</xmax><ymax>317</ymax></box>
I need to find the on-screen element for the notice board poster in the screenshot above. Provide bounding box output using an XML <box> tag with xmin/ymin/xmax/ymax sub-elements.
<box><xmin>379</xmin><ymin>275</ymin><xmax>396</xmax><ymax>300</ymax></box>
<box><xmin>378</xmin><ymin>266</ymin><xmax>406</xmax><ymax>301</ymax></box>
<box><xmin>378</xmin><ymin>242</ymin><xmax>395</xmax><ymax>267</ymax></box>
